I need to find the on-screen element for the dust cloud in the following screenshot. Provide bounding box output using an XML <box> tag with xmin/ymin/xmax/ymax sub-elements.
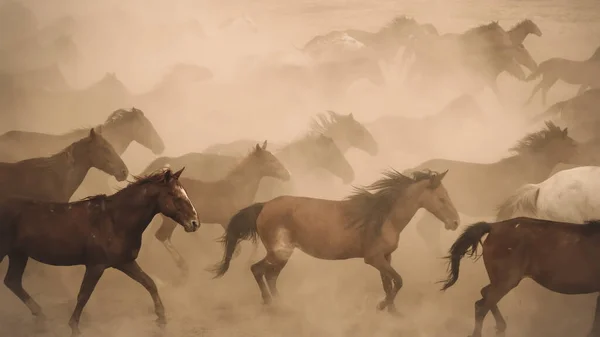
<box><xmin>0</xmin><ymin>0</ymin><xmax>598</xmax><ymax>336</ymax></box>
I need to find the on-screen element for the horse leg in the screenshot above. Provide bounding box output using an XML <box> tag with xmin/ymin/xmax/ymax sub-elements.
<box><xmin>155</xmin><ymin>216</ymin><xmax>189</xmax><ymax>279</ymax></box>
<box><xmin>114</xmin><ymin>261</ymin><xmax>166</xmax><ymax>327</ymax></box>
<box><xmin>415</xmin><ymin>213</ymin><xmax>443</xmax><ymax>257</ymax></box>
<box><xmin>68</xmin><ymin>265</ymin><xmax>105</xmax><ymax>337</ymax></box>
<box><xmin>470</xmin><ymin>282</ymin><xmax>516</xmax><ymax>337</ymax></box>
<box><xmin>264</xmin><ymin>258</ymin><xmax>290</xmax><ymax>298</ymax></box>
<box><xmin>587</xmin><ymin>294</ymin><xmax>600</xmax><ymax>337</ymax></box>
<box><xmin>365</xmin><ymin>253</ymin><xmax>403</xmax><ymax>315</ymax></box>
<box><xmin>376</xmin><ymin>254</ymin><xmax>397</xmax><ymax>313</ymax></box>
<box><xmin>4</xmin><ymin>253</ymin><xmax>45</xmax><ymax>320</ymax></box>
<box><xmin>540</xmin><ymin>77</ymin><xmax>558</xmax><ymax>106</ymax></box>
<box><xmin>251</xmin><ymin>257</ymin><xmax>275</xmax><ymax>305</ymax></box>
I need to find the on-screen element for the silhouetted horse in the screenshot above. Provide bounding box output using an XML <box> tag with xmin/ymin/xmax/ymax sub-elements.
<box><xmin>212</xmin><ymin>169</ymin><xmax>459</xmax><ymax>311</ymax></box>
<box><xmin>0</xmin><ymin>168</ymin><xmax>199</xmax><ymax>336</ymax></box>
<box><xmin>410</xmin><ymin>122</ymin><xmax>577</xmax><ymax>255</ymax></box>
<box><xmin>441</xmin><ymin>217</ymin><xmax>600</xmax><ymax>337</ymax></box>
<box><xmin>153</xmin><ymin>141</ymin><xmax>290</xmax><ymax>280</ymax></box>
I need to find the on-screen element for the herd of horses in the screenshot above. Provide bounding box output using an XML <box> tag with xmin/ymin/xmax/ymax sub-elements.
<box><xmin>3</xmin><ymin>4</ymin><xmax>600</xmax><ymax>337</ymax></box>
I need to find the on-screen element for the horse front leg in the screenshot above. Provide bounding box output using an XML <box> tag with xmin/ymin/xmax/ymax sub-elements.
<box><xmin>365</xmin><ymin>253</ymin><xmax>403</xmax><ymax>315</ymax></box>
<box><xmin>69</xmin><ymin>265</ymin><xmax>105</xmax><ymax>337</ymax></box>
<box><xmin>154</xmin><ymin>216</ymin><xmax>189</xmax><ymax>280</ymax></box>
<box><xmin>114</xmin><ymin>261</ymin><xmax>166</xmax><ymax>328</ymax></box>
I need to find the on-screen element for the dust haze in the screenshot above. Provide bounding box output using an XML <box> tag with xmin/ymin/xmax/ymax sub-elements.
<box><xmin>0</xmin><ymin>0</ymin><xmax>597</xmax><ymax>336</ymax></box>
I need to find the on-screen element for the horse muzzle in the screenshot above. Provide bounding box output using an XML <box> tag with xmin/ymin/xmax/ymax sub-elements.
<box><xmin>183</xmin><ymin>220</ymin><xmax>200</xmax><ymax>233</ymax></box>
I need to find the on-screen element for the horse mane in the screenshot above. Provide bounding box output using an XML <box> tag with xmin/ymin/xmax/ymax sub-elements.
<box><xmin>379</xmin><ymin>15</ymin><xmax>418</xmax><ymax>33</ymax></box>
<box><xmin>309</xmin><ymin>110</ymin><xmax>345</xmax><ymax>135</ymax></box>
<box><xmin>104</xmin><ymin>107</ymin><xmax>142</xmax><ymax>126</ymax></box>
<box><xmin>121</xmin><ymin>168</ymin><xmax>172</xmax><ymax>190</ymax></box>
<box><xmin>344</xmin><ymin>169</ymin><xmax>438</xmax><ymax>234</ymax></box>
<box><xmin>509</xmin><ymin>121</ymin><xmax>569</xmax><ymax>155</ymax></box>
<box><xmin>463</xmin><ymin>21</ymin><xmax>502</xmax><ymax>37</ymax></box>
<box><xmin>509</xmin><ymin>19</ymin><xmax>533</xmax><ymax>32</ymax></box>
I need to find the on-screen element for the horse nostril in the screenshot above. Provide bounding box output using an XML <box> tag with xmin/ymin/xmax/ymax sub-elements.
<box><xmin>191</xmin><ymin>220</ymin><xmax>199</xmax><ymax>229</ymax></box>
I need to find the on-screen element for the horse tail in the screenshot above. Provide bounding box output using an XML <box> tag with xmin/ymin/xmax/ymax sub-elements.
<box><xmin>496</xmin><ymin>184</ymin><xmax>540</xmax><ymax>221</ymax></box>
<box><xmin>440</xmin><ymin>221</ymin><xmax>492</xmax><ymax>291</ymax></box>
<box><xmin>525</xmin><ymin>60</ymin><xmax>550</xmax><ymax>81</ymax></box>
<box><xmin>209</xmin><ymin>202</ymin><xmax>265</xmax><ymax>278</ymax></box>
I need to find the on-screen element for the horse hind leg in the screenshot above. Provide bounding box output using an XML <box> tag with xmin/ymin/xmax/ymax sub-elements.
<box><xmin>154</xmin><ymin>216</ymin><xmax>189</xmax><ymax>280</ymax></box>
<box><xmin>4</xmin><ymin>253</ymin><xmax>45</xmax><ymax>319</ymax></box>
<box><xmin>471</xmin><ymin>282</ymin><xmax>517</xmax><ymax>337</ymax></box>
<box><xmin>250</xmin><ymin>258</ymin><xmax>274</xmax><ymax>305</ymax></box>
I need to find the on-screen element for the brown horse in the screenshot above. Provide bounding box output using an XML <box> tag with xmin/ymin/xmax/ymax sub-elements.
<box><xmin>0</xmin><ymin>168</ymin><xmax>199</xmax><ymax>336</ymax></box>
<box><xmin>153</xmin><ymin>141</ymin><xmax>290</xmax><ymax>279</ymax></box>
<box><xmin>410</xmin><ymin>122</ymin><xmax>577</xmax><ymax>255</ymax></box>
<box><xmin>211</xmin><ymin>169</ymin><xmax>460</xmax><ymax>311</ymax></box>
<box><xmin>0</xmin><ymin>107</ymin><xmax>164</xmax><ymax>198</ymax></box>
<box><xmin>525</xmin><ymin>46</ymin><xmax>600</xmax><ymax>106</ymax></box>
<box><xmin>0</xmin><ymin>128</ymin><xmax>128</xmax><ymax>203</ymax></box>
<box><xmin>441</xmin><ymin>217</ymin><xmax>600</xmax><ymax>337</ymax></box>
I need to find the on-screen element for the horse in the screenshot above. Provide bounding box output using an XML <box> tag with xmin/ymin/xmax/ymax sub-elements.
<box><xmin>144</xmin><ymin>134</ymin><xmax>354</xmax><ymax>202</ymax></box>
<box><xmin>495</xmin><ymin>165</ymin><xmax>600</xmax><ymax>334</ymax></box>
<box><xmin>0</xmin><ymin>128</ymin><xmax>128</xmax><ymax>203</ymax></box>
<box><xmin>203</xmin><ymin>111</ymin><xmax>378</xmax><ymax>156</ymax></box>
<box><xmin>441</xmin><ymin>217</ymin><xmax>600</xmax><ymax>337</ymax></box>
<box><xmin>410</xmin><ymin>121</ymin><xmax>578</xmax><ymax>255</ymax></box>
<box><xmin>525</xmin><ymin>46</ymin><xmax>600</xmax><ymax>106</ymax></box>
<box><xmin>0</xmin><ymin>108</ymin><xmax>164</xmax><ymax>198</ymax></box>
<box><xmin>299</xmin><ymin>32</ymin><xmax>374</xmax><ymax>64</ymax></box>
<box><xmin>303</xmin><ymin>16</ymin><xmax>424</xmax><ymax>65</ymax></box>
<box><xmin>153</xmin><ymin>141</ymin><xmax>290</xmax><ymax>280</ymax></box>
<box><xmin>0</xmin><ymin>168</ymin><xmax>199</xmax><ymax>337</ymax></box>
<box><xmin>530</xmin><ymin>88</ymin><xmax>600</xmax><ymax>141</ymax></box>
<box><xmin>507</xmin><ymin>19</ymin><xmax>543</xmax><ymax>46</ymax></box>
<box><xmin>367</xmin><ymin>94</ymin><xmax>487</xmax><ymax>159</ymax></box>
<box><xmin>211</xmin><ymin>169</ymin><xmax>460</xmax><ymax>311</ymax></box>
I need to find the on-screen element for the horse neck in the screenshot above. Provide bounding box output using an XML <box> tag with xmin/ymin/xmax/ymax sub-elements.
<box><xmin>224</xmin><ymin>157</ymin><xmax>265</xmax><ymax>198</ymax></box>
<box><xmin>53</xmin><ymin>140</ymin><xmax>94</xmax><ymax>201</ymax></box>
<box><xmin>506</xmin><ymin>152</ymin><xmax>559</xmax><ymax>182</ymax></box>
<box><xmin>321</xmin><ymin>127</ymin><xmax>350</xmax><ymax>153</ymax></box>
<box><xmin>99</xmin><ymin>122</ymin><xmax>133</xmax><ymax>155</ymax></box>
<box><xmin>106</xmin><ymin>185</ymin><xmax>159</xmax><ymax>236</ymax></box>
<box><xmin>388</xmin><ymin>185</ymin><xmax>424</xmax><ymax>232</ymax></box>
<box><xmin>508</xmin><ymin>24</ymin><xmax>529</xmax><ymax>45</ymax></box>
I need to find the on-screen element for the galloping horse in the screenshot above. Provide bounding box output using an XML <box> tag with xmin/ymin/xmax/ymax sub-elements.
<box><xmin>525</xmin><ymin>46</ymin><xmax>600</xmax><ymax>106</ymax></box>
<box><xmin>152</xmin><ymin>142</ymin><xmax>290</xmax><ymax>280</ymax></box>
<box><xmin>410</xmin><ymin>122</ymin><xmax>577</xmax><ymax>255</ymax></box>
<box><xmin>441</xmin><ymin>217</ymin><xmax>600</xmax><ymax>337</ymax></box>
<box><xmin>212</xmin><ymin>170</ymin><xmax>459</xmax><ymax>312</ymax></box>
<box><xmin>0</xmin><ymin>168</ymin><xmax>199</xmax><ymax>336</ymax></box>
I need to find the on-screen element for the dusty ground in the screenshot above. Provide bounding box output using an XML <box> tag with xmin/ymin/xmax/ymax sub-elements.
<box><xmin>1</xmin><ymin>0</ymin><xmax>599</xmax><ymax>336</ymax></box>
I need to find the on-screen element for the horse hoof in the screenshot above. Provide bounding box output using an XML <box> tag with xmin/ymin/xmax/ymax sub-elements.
<box><xmin>155</xmin><ymin>317</ymin><xmax>167</xmax><ymax>328</ymax></box>
<box><xmin>376</xmin><ymin>301</ymin><xmax>387</xmax><ymax>311</ymax></box>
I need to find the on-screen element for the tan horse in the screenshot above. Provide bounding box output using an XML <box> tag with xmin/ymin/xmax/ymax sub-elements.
<box><xmin>525</xmin><ymin>46</ymin><xmax>600</xmax><ymax>106</ymax></box>
<box><xmin>211</xmin><ymin>169</ymin><xmax>460</xmax><ymax>312</ymax></box>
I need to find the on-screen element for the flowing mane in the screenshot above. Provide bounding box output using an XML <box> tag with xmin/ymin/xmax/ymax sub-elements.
<box><xmin>509</xmin><ymin>19</ymin><xmax>533</xmax><ymax>32</ymax></box>
<box><xmin>381</xmin><ymin>15</ymin><xmax>417</xmax><ymax>31</ymax></box>
<box><xmin>309</xmin><ymin>110</ymin><xmax>345</xmax><ymax>135</ymax></box>
<box><xmin>345</xmin><ymin>169</ymin><xmax>440</xmax><ymax>234</ymax></box>
<box><xmin>509</xmin><ymin>121</ymin><xmax>570</xmax><ymax>155</ymax></box>
<box><xmin>463</xmin><ymin>21</ymin><xmax>502</xmax><ymax>37</ymax></box>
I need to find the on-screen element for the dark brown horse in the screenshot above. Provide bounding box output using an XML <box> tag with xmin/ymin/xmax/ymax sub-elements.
<box><xmin>410</xmin><ymin>122</ymin><xmax>577</xmax><ymax>255</ymax></box>
<box><xmin>153</xmin><ymin>141</ymin><xmax>290</xmax><ymax>279</ymax></box>
<box><xmin>441</xmin><ymin>217</ymin><xmax>600</xmax><ymax>337</ymax></box>
<box><xmin>0</xmin><ymin>128</ymin><xmax>128</xmax><ymax>203</ymax></box>
<box><xmin>0</xmin><ymin>168</ymin><xmax>199</xmax><ymax>336</ymax></box>
<box><xmin>212</xmin><ymin>170</ymin><xmax>460</xmax><ymax>311</ymax></box>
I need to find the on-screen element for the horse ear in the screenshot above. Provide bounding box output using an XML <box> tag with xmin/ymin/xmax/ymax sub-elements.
<box><xmin>255</xmin><ymin>143</ymin><xmax>261</xmax><ymax>152</ymax></box>
<box><xmin>173</xmin><ymin>167</ymin><xmax>185</xmax><ymax>179</ymax></box>
<box><xmin>261</xmin><ymin>140</ymin><xmax>267</xmax><ymax>150</ymax></box>
<box><xmin>348</xmin><ymin>113</ymin><xmax>354</xmax><ymax>120</ymax></box>
<box><xmin>430</xmin><ymin>170</ymin><xmax>448</xmax><ymax>187</ymax></box>
<box><xmin>562</xmin><ymin>127</ymin><xmax>568</xmax><ymax>136</ymax></box>
<box><xmin>89</xmin><ymin>128</ymin><xmax>97</xmax><ymax>138</ymax></box>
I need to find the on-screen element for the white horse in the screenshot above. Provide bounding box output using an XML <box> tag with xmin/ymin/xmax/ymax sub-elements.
<box><xmin>496</xmin><ymin>165</ymin><xmax>600</xmax><ymax>335</ymax></box>
<box><xmin>496</xmin><ymin>165</ymin><xmax>600</xmax><ymax>222</ymax></box>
